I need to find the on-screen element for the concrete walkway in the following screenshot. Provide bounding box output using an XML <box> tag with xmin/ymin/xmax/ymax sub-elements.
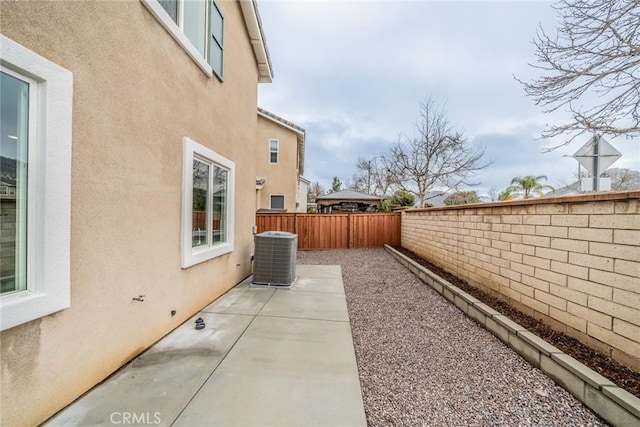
<box><xmin>46</xmin><ymin>265</ymin><xmax>366</xmax><ymax>427</ymax></box>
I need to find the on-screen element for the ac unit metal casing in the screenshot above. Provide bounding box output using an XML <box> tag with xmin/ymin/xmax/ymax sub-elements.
<box><xmin>252</xmin><ymin>231</ymin><xmax>298</xmax><ymax>287</ymax></box>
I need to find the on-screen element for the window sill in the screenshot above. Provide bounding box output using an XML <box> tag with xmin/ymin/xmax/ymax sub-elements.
<box><xmin>140</xmin><ymin>0</ymin><xmax>214</xmax><ymax>78</ymax></box>
<box><xmin>182</xmin><ymin>242</ymin><xmax>234</xmax><ymax>269</ymax></box>
<box><xmin>2</xmin><ymin>290</ymin><xmax>70</xmax><ymax>331</ymax></box>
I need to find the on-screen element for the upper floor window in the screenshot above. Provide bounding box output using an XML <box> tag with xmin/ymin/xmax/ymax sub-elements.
<box><xmin>182</xmin><ymin>137</ymin><xmax>235</xmax><ymax>268</ymax></box>
<box><xmin>0</xmin><ymin>35</ymin><xmax>73</xmax><ymax>331</ymax></box>
<box><xmin>208</xmin><ymin>1</ymin><xmax>224</xmax><ymax>77</ymax></box>
<box><xmin>269</xmin><ymin>139</ymin><xmax>279</xmax><ymax>164</ymax></box>
<box><xmin>142</xmin><ymin>0</ymin><xmax>224</xmax><ymax>79</ymax></box>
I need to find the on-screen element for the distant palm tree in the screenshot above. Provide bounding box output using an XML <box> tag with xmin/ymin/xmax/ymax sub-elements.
<box><xmin>507</xmin><ymin>175</ymin><xmax>555</xmax><ymax>199</ymax></box>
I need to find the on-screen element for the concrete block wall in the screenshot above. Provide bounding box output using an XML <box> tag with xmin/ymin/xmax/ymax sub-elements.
<box><xmin>402</xmin><ymin>191</ymin><xmax>640</xmax><ymax>370</ymax></box>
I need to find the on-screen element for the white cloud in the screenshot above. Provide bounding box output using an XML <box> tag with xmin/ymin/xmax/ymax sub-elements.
<box><xmin>257</xmin><ymin>0</ymin><xmax>639</xmax><ymax>193</ymax></box>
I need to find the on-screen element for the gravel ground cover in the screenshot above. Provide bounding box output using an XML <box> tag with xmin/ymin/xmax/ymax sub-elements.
<box><xmin>392</xmin><ymin>245</ymin><xmax>640</xmax><ymax>398</ymax></box>
<box><xmin>297</xmin><ymin>248</ymin><xmax>606</xmax><ymax>427</ymax></box>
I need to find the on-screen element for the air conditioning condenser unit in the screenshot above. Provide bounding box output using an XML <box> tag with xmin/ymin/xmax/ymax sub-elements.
<box><xmin>252</xmin><ymin>231</ymin><xmax>297</xmax><ymax>287</ymax></box>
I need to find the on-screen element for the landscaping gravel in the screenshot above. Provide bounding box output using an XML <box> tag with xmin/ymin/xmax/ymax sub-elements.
<box><xmin>297</xmin><ymin>248</ymin><xmax>607</xmax><ymax>427</ymax></box>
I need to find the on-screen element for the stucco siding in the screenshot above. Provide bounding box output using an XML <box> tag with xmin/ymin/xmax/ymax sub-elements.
<box><xmin>256</xmin><ymin>115</ymin><xmax>299</xmax><ymax>211</ymax></box>
<box><xmin>0</xmin><ymin>1</ymin><xmax>262</xmax><ymax>425</ymax></box>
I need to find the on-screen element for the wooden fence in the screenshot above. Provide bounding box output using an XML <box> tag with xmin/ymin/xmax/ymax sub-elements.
<box><xmin>255</xmin><ymin>212</ymin><xmax>401</xmax><ymax>250</ymax></box>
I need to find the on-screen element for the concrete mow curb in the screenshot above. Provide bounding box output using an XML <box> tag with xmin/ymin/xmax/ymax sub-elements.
<box><xmin>384</xmin><ymin>245</ymin><xmax>640</xmax><ymax>427</ymax></box>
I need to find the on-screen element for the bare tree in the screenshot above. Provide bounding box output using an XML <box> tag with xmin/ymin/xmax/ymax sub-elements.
<box><xmin>520</xmin><ymin>0</ymin><xmax>640</xmax><ymax>146</ymax></box>
<box><xmin>307</xmin><ymin>181</ymin><xmax>326</xmax><ymax>202</ymax></box>
<box><xmin>350</xmin><ymin>156</ymin><xmax>396</xmax><ymax>196</ymax></box>
<box><xmin>487</xmin><ymin>186</ymin><xmax>501</xmax><ymax>201</ymax></box>
<box><xmin>349</xmin><ymin>158</ymin><xmax>374</xmax><ymax>194</ymax></box>
<box><xmin>384</xmin><ymin>97</ymin><xmax>490</xmax><ymax>207</ymax></box>
<box><xmin>604</xmin><ymin>167</ymin><xmax>640</xmax><ymax>190</ymax></box>
<box><xmin>347</xmin><ymin>173</ymin><xmax>372</xmax><ymax>195</ymax></box>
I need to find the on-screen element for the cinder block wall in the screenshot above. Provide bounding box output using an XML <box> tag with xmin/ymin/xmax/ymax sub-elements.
<box><xmin>402</xmin><ymin>191</ymin><xmax>640</xmax><ymax>370</ymax></box>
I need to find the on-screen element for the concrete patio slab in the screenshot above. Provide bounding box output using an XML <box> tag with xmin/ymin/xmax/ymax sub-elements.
<box><xmin>45</xmin><ymin>313</ymin><xmax>254</xmax><ymax>427</ymax></box>
<box><xmin>295</xmin><ymin>264</ymin><xmax>342</xmax><ymax>279</ymax></box>
<box><xmin>259</xmin><ymin>291</ymin><xmax>349</xmax><ymax>322</ymax></box>
<box><xmin>44</xmin><ymin>265</ymin><xmax>365</xmax><ymax>427</ymax></box>
<box><xmin>174</xmin><ymin>316</ymin><xmax>365</xmax><ymax>427</ymax></box>
<box><xmin>292</xmin><ymin>266</ymin><xmax>344</xmax><ymax>294</ymax></box>
<box><xmin>203</xmin><ymin>286</ymin><xmax>275</xmax><ymax>316</ymax></box>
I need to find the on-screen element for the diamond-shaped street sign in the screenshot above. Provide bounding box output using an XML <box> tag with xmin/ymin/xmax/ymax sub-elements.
<box><xmin>573</xmin><ymin>135</ymin><xmax>621</xmax><ymax>176</ymax></box>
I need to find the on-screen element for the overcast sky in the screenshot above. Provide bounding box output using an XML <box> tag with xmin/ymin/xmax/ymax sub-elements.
<box><xmin>256</xmin><ymin>0</ymin><xmax>640</xmax><ymax>198</ymax></box>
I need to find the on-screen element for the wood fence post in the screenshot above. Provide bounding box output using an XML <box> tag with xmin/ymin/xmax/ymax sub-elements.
<box><xmin>347</xmin><ymin>213</ymin><xmax>352</xmax><ymax>249</ymax></box>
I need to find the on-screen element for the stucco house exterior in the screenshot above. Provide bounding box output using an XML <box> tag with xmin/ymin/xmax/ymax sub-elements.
<box><xmin>0</xmin><ymin>1</ymin><xmax>272</xmax><ymax>425</ymax></box>
<box><xmin>256</xmin><ymin>107</ymin><xmax>307</xmax><ymax>212</ymax></box>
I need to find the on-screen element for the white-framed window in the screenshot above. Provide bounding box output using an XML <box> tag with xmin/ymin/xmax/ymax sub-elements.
<box><xmin>182</xmin><ymin>137</ymin><xmax>235</xmax><ymax>268</ymax></box>
<box><xmin>269</xmin><ymin>139</ymin><xmax>279</xmax><ymax>164</ymax></box>
<box><xmin>141</xmin><ymin>0</ymin><xmax>224</xmax><ymax>79</ymax></box>
<box><xmin>0</xmin><ymin>35</ymin><xmax>73</xmax><ymax>331</ymax></box>
<box><xmin>270</xmin><ymin>195</ymin><xmax>285</xmax><ymax>210</ymax></box>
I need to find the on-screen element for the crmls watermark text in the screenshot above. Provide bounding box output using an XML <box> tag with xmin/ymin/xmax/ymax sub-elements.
<box><xmin>110</xmin><ymin>412</ymin><xmax>161</xmax><ymax>425</ymax></box>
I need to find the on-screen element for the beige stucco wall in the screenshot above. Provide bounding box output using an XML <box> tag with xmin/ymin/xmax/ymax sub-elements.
<box><xmin>256</xmin><ymin>115</ymin><xmax>299</xmax><ymax>211</ymax></box>
<box><xmin>0</xmin><ymin>1</ymin><xmax>263</xmax><ymax>426</ymax></box>
<box><xmin>402</xmin><ymin>192</ymin><xmax>640</xmax><ymax>371</ymax></box>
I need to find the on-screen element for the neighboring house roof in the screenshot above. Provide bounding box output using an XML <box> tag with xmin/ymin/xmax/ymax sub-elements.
<box><xmin>316</xmin><ymin>190</ymin><xmax>383</xmax><ymax>201</ymax></box>
<box><xmin>239</xmin><ymin>0</ymin><xmax>273</xmax><ymax>83</ymax></box>
<box><xmin>425</xmin><ymin>191</ymin><xmax>448</xmax><ymax>207</ymax></box>
<box><xmin>257</xmin><ymin>107</ymin><xmax>305</xmax><ymax>175</ymax></box>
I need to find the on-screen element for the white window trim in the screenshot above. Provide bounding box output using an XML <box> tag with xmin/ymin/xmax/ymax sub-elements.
<box><xmin>270</xmin><ymin>194</ymin><xmax>285</xmax><ymax>210</ymax></box>
<box><xmin>182</xmin><ymin>137</ymin><xmax>235</xmax><ymax>268</ymax></box>
<box><xmin>0</xmin><ymin>35</ymin><xmax>73</xmax><ymax>331</ymax></box>
<box><xmin>269</xmin><ymin>139</ymin><xmax>279</xmax><ymax>164</ymax></box>
<box><xmin>140</xmin><ymin>0</ymin><xmax>214</xmax><ymax>78</ymax></box>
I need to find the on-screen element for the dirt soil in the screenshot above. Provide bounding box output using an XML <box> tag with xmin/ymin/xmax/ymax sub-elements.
<box><xmin>392</xmin><ymin>245</ymin><xmax>640</xmax><ymax>398</ymax></box>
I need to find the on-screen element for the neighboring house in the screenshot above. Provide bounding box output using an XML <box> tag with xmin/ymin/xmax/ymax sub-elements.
<box><xmin>423</xmin><ymin>191</ymin><xmax>449</xmax><ymax>207</ymax></box>
<box><xmin>256</xmin><ymin>107</ymin><xmax>307</xmax><ymax>212</ymax></box>
<box><xmin>298</xmin><ymin>176</ymin><xmax>311</xmax><ymax>213</ymax></box>
<box><xmin>316</xmin><ymin>190</ymin><xmax>383</xmax><ymax>212</ymax></box>
<box><xmin>0</xmin><ymin>1</ymin><xmax>272</xmax><ymax>425</ymax></box>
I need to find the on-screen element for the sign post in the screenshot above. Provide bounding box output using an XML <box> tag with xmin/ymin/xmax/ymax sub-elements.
<box><xmin>572</xmin><ymin>135</ymin><xmax>621</xmax><ymax>192</ymax></box>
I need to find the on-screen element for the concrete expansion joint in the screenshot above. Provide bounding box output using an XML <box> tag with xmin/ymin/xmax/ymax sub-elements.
<box><xmin>259</xmin><ymin>313</ymin><xmax>348</xmax><ymax>323</ymax></box>
<box><xmin>384</xmin><ymin>244</ymin><xmax>640</xmax><ymax>427</ymax></box>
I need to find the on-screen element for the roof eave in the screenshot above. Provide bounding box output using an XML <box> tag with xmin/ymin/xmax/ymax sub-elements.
<box><xmin>239</xmin><ymin>0</ymin><xmax>273</xmax><ymax>83</ymax></box>
<box><xmin>257</xmin><ymin>109</ymin><xmax>305</xmax><ymax>136</ymax></box>
<box><xmin>297</xmin><ymin>133</ymin><xmax>305</xmax><ymax>176</ymax></box>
